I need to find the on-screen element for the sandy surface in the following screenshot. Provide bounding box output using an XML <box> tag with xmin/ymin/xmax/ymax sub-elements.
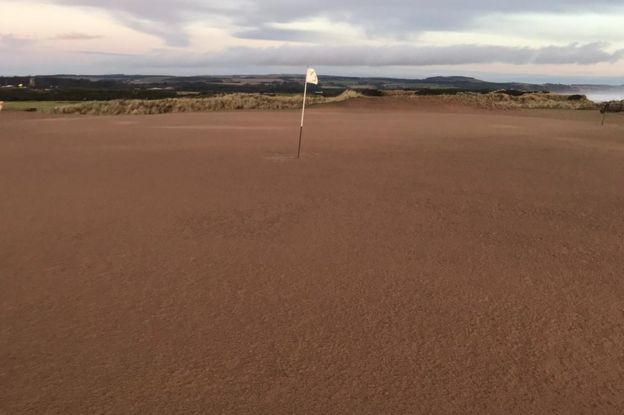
<box><xmin>1</xmin><ymin>100</ymin><xmax>624</xmax><ymax>414</ymax></box>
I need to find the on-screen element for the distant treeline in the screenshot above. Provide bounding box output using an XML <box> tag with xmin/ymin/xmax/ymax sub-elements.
<box><xmin>2</xmin><ymin>74</ymin><xmax>621</xmax><ymax>103</ymax></box>
<box><xmin>0</xmin><ymin>88</ymin><xmax>178</xmax><ymax>101</ymax></box>
<box><xmin>0</xmin><ymin>76</ymin><xmax>344</xmax><ymax>101</ymax></box>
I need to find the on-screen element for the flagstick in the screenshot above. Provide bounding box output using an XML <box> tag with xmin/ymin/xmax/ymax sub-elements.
<box><xmin>297</xmin><ymin>80</ymin><xmax>308</xmax><ymax>159</ymax></box>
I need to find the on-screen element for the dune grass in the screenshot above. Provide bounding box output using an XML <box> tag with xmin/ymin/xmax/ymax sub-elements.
<box><xmin>24</xmin><ymin>90</ymin><xmax>598</xmax><ymax>116</ymax></box>
<box><xmin>1</xmin><ymin>101</ymin><xmax>81</xmax><ymax>113</ymax></box>
<box><xmin>51</xmin><ymin>91</ymin><xmax>362</xmax><ymax>115</ymax></box>
<box><xmin>387</xmin><ymin>91</ymin><xmax>598</xmax><ymax>110</ymax></box>
<box><xmin>451</xmin><ymin>92</ymin><xmax>597</xmax><ymax>110</ymax></box>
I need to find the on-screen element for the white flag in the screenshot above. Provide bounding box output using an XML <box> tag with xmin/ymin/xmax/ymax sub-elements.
<box><xmin>306</xmin><ymin>68</ymin><xmax>318</xmax><ymax>85</ymax></box>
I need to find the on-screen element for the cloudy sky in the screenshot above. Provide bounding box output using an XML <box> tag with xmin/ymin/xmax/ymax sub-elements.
<box><xmin>1</xmin><ymin>0</ymin><xmax>624</xmax><ymax>82</ymax></box>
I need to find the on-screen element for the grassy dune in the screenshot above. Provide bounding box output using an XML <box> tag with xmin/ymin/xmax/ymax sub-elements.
<box><xmin>449</xmin><ymin>92</ymin><xmax>597</xmax><ymax>110</ymax></box>
<box><xmin>51</xmin><ymin>91</ymin><xmax>361</xmax><ymax>115</ymax></box>
<box><xmin>3</xmin><ymin>91</ymin><xmax>596</xmax><ymax>116</ymax></box>
<box><xmin>387</xmin><ymin>91</ymin><xmax>598</xmax><ymax>110</ymax></box>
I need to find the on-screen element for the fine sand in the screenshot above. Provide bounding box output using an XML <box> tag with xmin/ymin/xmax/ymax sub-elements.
<box><xmin>1</xmin><ymin>100</ymin><xmax>624</xmax><ymax>413</ymax></box>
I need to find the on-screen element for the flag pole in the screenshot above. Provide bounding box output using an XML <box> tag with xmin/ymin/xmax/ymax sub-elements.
<box><xmin>297</xmin><ymin>78</ymin><xmax>308</xmax><ymax>159</ymax></box>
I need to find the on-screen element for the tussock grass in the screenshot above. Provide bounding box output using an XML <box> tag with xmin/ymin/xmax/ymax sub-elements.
<box><xmin>450</xmin><ymin>92</ymin><xmax>597</xmax><ymax>110</ymax></box>
<box><xmin>600</xmin><ymin>100</ymin><xmax>624</xmax><ymax>113</ymax></box>
<box><xmin>47</xmin><ymin>90</ymin><xmax>596</xmax><ymax>115</ymax></box>
<box><xmin>52</xmin><ymin>90</ymin><xmax>361</xmax><ymax>116</ymax></box>
<box><xmin>388</xmin><ymin>91</ymin><xmax>597</xmax><ymax>110</ymax></box>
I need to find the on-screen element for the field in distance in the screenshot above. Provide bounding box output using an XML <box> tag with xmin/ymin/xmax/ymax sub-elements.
<box><xmin>1</xmin><ymin>101</ymin><xmax>80</xmax><ymax>112</ymax></box>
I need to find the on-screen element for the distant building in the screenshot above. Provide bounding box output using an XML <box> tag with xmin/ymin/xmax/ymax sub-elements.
<box><xmin>29</xmin><ymin>77</ymin><xmax>36</xmax><ymax>88</ymax></box>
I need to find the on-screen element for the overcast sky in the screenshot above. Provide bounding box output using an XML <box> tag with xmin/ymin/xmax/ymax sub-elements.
<box><xmin>1</xmin><ymin>0</ymin><xmax>624</xmax><ymax>82</ymax></box>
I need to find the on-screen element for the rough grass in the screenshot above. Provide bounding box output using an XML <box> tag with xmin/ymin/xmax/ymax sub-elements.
<box><xmin>600</xmin><ymin>100</ymin><xmax>624</xmax><ymax>113</ymax></box>
<box><xmin>1</xmin><ymin>101</ymin><xmax>81</xmax><ymax>113</ymax></box>
<box><xmin>386</xmin><ymin>91</ymin><xmax>598</xmax><ymax>110</ymax></box>
<box><xmin>43</xmin><ymin>90</ymin><xmax>598</xmax><ymax>115</ymax></box>
<box><xmin>52</xmin><ymin>91</ymin><xmax>362</xmax><ymax>115</ymax></box>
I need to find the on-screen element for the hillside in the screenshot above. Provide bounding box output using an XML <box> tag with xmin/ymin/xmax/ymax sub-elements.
<box><xmin>1</xmin><ymin>74</ymin><xmax>622</xmax><ymax>102</ymax></box>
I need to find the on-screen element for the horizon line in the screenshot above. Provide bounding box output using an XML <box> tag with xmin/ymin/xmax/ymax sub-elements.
<box><xmin>1</xmin><ymin>73</ymin><xmax>624</xmax><ymax>87</ymax></box>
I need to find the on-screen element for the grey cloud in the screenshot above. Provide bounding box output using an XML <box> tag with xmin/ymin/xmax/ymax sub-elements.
<box><xmin>232</xmin><ymin>0</ymin><xmax>624</xmax><ymax>37</ymax></box>
<box><xmin>235</xmin><ymin>27</ymin><xmax>337</xmax><ymax>42</ymax></box>
<box><xmin>216</xmin><ymin>43</ymin><xmax>623</xmax><ymax>66</ymax></box>
<box><xmin>92</xmin><ymin>42</ymin><xmax>623</xmax><ymax>69</ymax></box>
<box><xmin>41</xmin><ymin>0</ymin><xmax>219</xmax><ymax>46</ymax></box>
<box><xmin>40</xmin><ymin>0</ymin><xmax>624</xmax><ymax>45</ymax></box>
<box><xmin>530</xmin><ymin>43</ymin><xmax>621</xmax><ymax>64</ymax></box>
<box><xmin>113</xmin><ymin>13</ymin><xmax>191</xmax><ymax>47</ymax></box>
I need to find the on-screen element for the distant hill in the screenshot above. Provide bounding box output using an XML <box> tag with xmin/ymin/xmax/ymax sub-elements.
<box><xmin>1</xmin><ymin>74</ymin><xmax>622</xmax><ymax>102</ymax></box>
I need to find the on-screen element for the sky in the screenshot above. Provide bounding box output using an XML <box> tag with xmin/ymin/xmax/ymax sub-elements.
<box><xmin>1</xmin><ymin>0</ymin><xmax>624</xmax><ymax>83</ymax></box>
